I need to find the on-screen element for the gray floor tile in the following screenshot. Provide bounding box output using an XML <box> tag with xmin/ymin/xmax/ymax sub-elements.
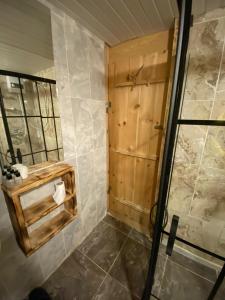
<box><xmin>94</xmin><ymin>275</ymin><xmax>139</xmax><ymax>300</ymax></box>
<box><xmin>78</xmin><ymin>220</ymin><xmax>127</xmax><ymax>272</ymax></box>
<box><xmin>169</xmin><ymin>251</ymin><xmax>217</xmax><ymax>282</ymax></box>
<box><xmin>103</xmin><ymin>214</ymin><xmax>132</xmax><ymax>235</ymax></box>
<box><xmin>159</xmin><ymin>259</ymin><xmax>214</xmax><ymax>300</ymax></box>
<box><xmin>109</xmin><ymin>237</ymin><xmax>150</xmax><ymax>298</ymax></box>
<box><xmin>43</xmin><ymin>250</ymin><xmax>105</xmax><ymax>300</ymax></box>
<box><xmin>129</xmin><ymin>228</ymin><xmax>152</xmax><ymax>249</ymax></box>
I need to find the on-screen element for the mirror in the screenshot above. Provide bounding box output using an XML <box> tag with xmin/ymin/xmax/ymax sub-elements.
<box><xmin>0</xmin><ymin>0</ymin><xmax>64</xmax><ymax>167</ymax></box>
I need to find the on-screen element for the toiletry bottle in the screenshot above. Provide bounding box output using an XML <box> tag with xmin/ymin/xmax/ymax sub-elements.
<box><xmin>10</xmin><ymin>168</ymin><xmax>16</xmax><ymax>180</ymax></box>
<box><xmin>2</xmin><ymin>170</ymin><xmax>7</xmax><ymax>184</ymax></box>
<box><xmin>14</xmin><ymin>171</ymin><xmax>22</xmax><ymax>185</ymax></box>
<box><xmin>6</xmin><ymin>173</ymin><xmax>14</xmax><ymax>187</ymax></box>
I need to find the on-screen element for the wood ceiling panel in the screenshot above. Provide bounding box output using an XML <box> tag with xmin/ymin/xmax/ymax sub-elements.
<box><xmin>48</xmin><ymin>0</ymin><xmax>225</xmax><ymax>46</ymax></box>
<box><xmin>123</xmin><ymin>0</ymin><xmax>154</xmax><ymax>35</ymax></box>
<box><xmin>76</xmin><ymin>0</ymin><xmax>133</xmax><ymax>42</ymax></box>
<box><xmin>51</xmin><ymin>0</ymin><xmax>120</xmax><ymax>45</ymax></box>
<box><xmin>107</xmin><ymin>0</ymin><xmax>143</xmax><ymax>37</ymax></box>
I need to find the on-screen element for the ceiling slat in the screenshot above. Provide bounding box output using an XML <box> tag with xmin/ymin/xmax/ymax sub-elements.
<box><xmin>76</xmin><ymin>0</ymin><xmax>130</xmax><ymax>42</ymax></box>
<box><xmin>123</xmin><ymin>0</ymin><xmax>154</xmax><ymax>35</ymax></box>
<box><xmin>107</xmin><ymin>0</ymin><xmax>143</xmax><ymax>37</ymax></box>
<box><xmin>50</xmin><ymin>0</ymin><xmax>120</xmax><ymax>45</ymax></box>
<box><xmin>139</xmin><ymin>0</ymin><xmax>165</xmax><ymax>30</ymax></box>
<box><xmin>44</xmin><ymin>0</ymin><xmax>225</xmax><ymax>47</ymax></box>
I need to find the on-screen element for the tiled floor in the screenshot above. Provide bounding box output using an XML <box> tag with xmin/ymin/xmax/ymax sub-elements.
<box><xmin>43</xmin><ymin>214</ymin><xmax>224</xmax><ymax>300</ymax></box>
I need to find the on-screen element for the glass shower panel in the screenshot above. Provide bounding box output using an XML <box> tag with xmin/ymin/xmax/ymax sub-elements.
<box><xmin>0</xmin><ymin>76</ymin><xmax>24</xmax><ymax>116</ymax></box>
<box><xmin>167</xmin><ymin>124</ymin><xmax>225</xmax><ymax>258</ymax></box>
<box><xmin>21</xmin><ymin>79</ymin><xmax>40</xmax><ymax>116</ymax></box>
<box><xmin>0</xmin><ymin>116</ymin><xmax>9</xmax><ymax>165</ymax></box>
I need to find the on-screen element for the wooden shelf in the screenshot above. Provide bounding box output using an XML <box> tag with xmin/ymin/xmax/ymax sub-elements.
<box><xmin>23</xmin><ymin>192</ymin><xmax>75</xmax><ymax>226</ymax></box>
<box><xmin>1</xmin><ymin>162</ymin><xmax>76</xmax><ymax>256</ymax></box>
<box><xmin>30</xmin><ymin>210</ymin><xmax>75</xmax><ymax>254</ymax></box>
<box><xmin>2</xmin><ymin>162</ymin><xmax>73</xmax><ymax>197</ymax></box>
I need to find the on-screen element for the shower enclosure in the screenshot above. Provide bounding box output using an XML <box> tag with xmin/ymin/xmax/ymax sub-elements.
<box><xmin>143</xmin><ymin>1</ymin><xmax>225</xmax><ymax>299</ymax></box>
<box><xmin>0</xmin><ymin>70</ymin><xmax>63</xmax><ymax>167</ymax></box>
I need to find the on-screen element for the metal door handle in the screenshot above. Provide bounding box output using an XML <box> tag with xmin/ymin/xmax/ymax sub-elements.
<box><xmin>154</xmin><ymin>124</ymin><xmax>163</xmax><ymax>130</ymax></box>
<box><xmin>166</xmin><ymin>215</ymin><xmax>179</xmax><ymax>256</ymax></box>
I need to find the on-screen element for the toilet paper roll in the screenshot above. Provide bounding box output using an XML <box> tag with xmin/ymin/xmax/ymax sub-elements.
<box><xmin>53</xmin><ymin>181</ymin><xmax>66</xmax><ymax>205</ymax></box>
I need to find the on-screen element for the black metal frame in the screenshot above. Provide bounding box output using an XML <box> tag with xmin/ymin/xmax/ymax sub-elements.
<box><xmin>0</xmin><ymin>70</ymin><xmax>62</xmax><ymax>166</ymax></box>
<box><xmin>142</xmin><ymin>1</ymin><xmax>225</xmax><ymax>299</ymax></box>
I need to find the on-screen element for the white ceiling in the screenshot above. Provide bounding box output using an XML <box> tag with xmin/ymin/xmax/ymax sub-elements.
<box><xmin>48</xmin><ymin>0</ymin><xmax>225</xmax><ymax>46</ymax></box>
<box><xmin>0</xmin><ymin>0</ymin><xmax>53</xmax><ymax>75</ymax></box>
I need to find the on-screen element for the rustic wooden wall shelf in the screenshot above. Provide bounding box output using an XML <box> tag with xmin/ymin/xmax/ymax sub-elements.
<box><xmin>1</xmin><ymin>162</ymin><xmax>76</xmax><ymax>256</ymax></box>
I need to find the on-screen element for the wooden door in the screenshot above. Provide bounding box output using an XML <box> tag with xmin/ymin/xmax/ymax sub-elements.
<box><xmin>108</xmin><ymin>30</ymin><xmax>175</xmax><ymax>234</ymax></box>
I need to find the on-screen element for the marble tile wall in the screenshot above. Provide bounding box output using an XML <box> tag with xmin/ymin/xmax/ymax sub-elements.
<box><xmin>0</xmin><ymin>2</ymin><xmax>107</xmax><ymax>299</ymax></box>
<box><xmin>167</xmin><ymin>8</ymin><xmax>225</xmax><ymax>264</ymax></box>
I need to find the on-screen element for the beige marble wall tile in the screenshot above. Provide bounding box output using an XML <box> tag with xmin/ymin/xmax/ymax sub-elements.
<box><xmin>72</xmin><ymin>99</ymin><xmax>94</xmax><ymax>157</ymax></box>
<box><xmin>63</xmin><ymin>217</ymin><xmax>83</xmax><ymax>255</ymax></box>
<box><xmin>37</xmin><ymin>231</ymin><xmax>66</xmax><ymax>278</ymax></box>
<box><xmin>194</xmin><ymin>8</ymin><xmax>225</xmax><ymax>24</ymax></box>
<box><xmin>89</xmin><ymin>35</ymin><xmax>106</xmax><ymax>101</ymax></box>
<box><xmin>174</xmin><ymin>125</ymin><xmax>207</xmax><ymax>165</ymax></box>
<box><xmin>59</xmin><ymin>96</ymin><xmax>76</xmax><ymax>159</ymax></box>
<box><xmin>51</xmin><ymin>12</ymin><xmax>71</xmax><ymax>98</ymax></box>
<box><xmin>215</xmin><ymin>226</ymin><xmax>225</xmax><ymax>257</ymax></box>
<box><xmin>93</xmin><ymin>147</ymin><xmax>107</xmax><ymax>221</ymax></box>
<box><xmin>190</xmin><ymin>178</ymin><xmax>225</xmax><ymax>222</ymax></box>
<box><xmin>181</xmin><ymin>100</ymin><xmax>213</xmax><ymax>120</ymax></box>
<box><xmin>184</xmin><ymin>19</ymin><xmax>225</xmax><ymax>100</ymax></box>
<box><xmin>0</xmin><ymin>236</ymin><xmax>43</xmax><ymax>300</ymax></box>
<box><xmin>217</xmin><ymin>47</ymin><xmax>225</xmax><ymax>91</ymax></box>
<box><xmin>64</xmin><ymin>16</ymin><xmax>91</xmax><ymax>99</ymax></box>
<box><xmin>211</xmin><ymin>100</ymin><xmax>225</xmax><ymax>120</ymax></box>
<box><xmin>168</xmin><ymin>163</ymin><xmax>198</xmax><ymax>215</ymax></box>
<box><xmin>201</xmin><ymin>127</ymin><xmax>225</xmax><ymax>170</ymax></box>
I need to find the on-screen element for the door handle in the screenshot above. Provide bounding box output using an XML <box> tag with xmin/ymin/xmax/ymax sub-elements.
<box><xmin>166</xmin><ymin>215</ymin><xmax>179</xmax><ymax>256</ymax></box>
<box><xmin>154</xmin><ymin>124</ymin><xmax>163</xmax><ymax>130</ymax></box>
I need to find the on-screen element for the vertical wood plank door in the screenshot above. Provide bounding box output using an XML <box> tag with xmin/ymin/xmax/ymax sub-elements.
<box><xmin>108</xmin><ymin>30</ymin><xmax>175</xmax><ymax>235</ymax></box>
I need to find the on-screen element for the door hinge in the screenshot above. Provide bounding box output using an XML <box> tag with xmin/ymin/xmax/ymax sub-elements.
<box><xmin>106</xmin><ymin>101</ymin><xmax>111</xmax><ymax>113</ymax></box>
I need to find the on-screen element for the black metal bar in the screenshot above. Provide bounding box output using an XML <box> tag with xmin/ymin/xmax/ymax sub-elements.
<box><xmin>18</xmin><ymin>78</ymin><xmax>35</xmax><ymax>164</ymax></box>
<box><xmin>21</xmin><ymin>148</ymin><xmax>63</xmax><ymax>157</ymax></box>
<box><xmin>163</xmin><ymin>230</ymin><xmax>225</xmax><ymax>262</ymax></box>
<box><xmin>0</xmin><ymin>69</ymin><xmax>56</xmax><ymax>84</ymax></box>
<box><xmin>208</xmin><ymin>263</ymin><xmax>225</xmax><ymax>300</ymax></box>
<box><xmin>0</xmin><ymin>88</ymin><xmax>16</xmax><ymax>164</ymax></box>
<box><xmin>142</xmin><ymin>1</ymin><xmax>192</xmax><ymax>299</ymax></box>
<box><xmin>178</xmin><ymin>119</ymin><xmax>225</xmax><ymax>126</ymax></box>
<box><xmin>4</xmin><ymin>115</ymin><xmax>60</xmax><ymax>118</ymax></box>
<box><xmin>166</xmin><ymin>215</ymin><xmax>179</xmax><ymax>256</ymax></box>
<box><xmin>35</xmin><ymin>81</ymin><xmax>48</xmax><ymax>162</ymax></box>
<box><xmin>49</xmin><ymin>83</ymin><xmax>60</xmax><ymax>160</ymax></box>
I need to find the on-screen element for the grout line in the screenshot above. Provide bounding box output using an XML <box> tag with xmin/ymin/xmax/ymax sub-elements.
<box><xmin>102</xmin><ymin>218</ymin><xmax>132</xmax><ymax>237</ymax></box>
<box><xmin>90</xmin><ymin>228</ymin><xmax>131</xmax><ymax>299</ymax></box>
<box><xmin>77</xmin><ymin>248</ymin><xmax>107</xmax><ymax>275</ymax></box>
<box><xmin>169</xmin><ymin>259</ymin><xmax>215</xmax><ymax>284</ymax></box>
